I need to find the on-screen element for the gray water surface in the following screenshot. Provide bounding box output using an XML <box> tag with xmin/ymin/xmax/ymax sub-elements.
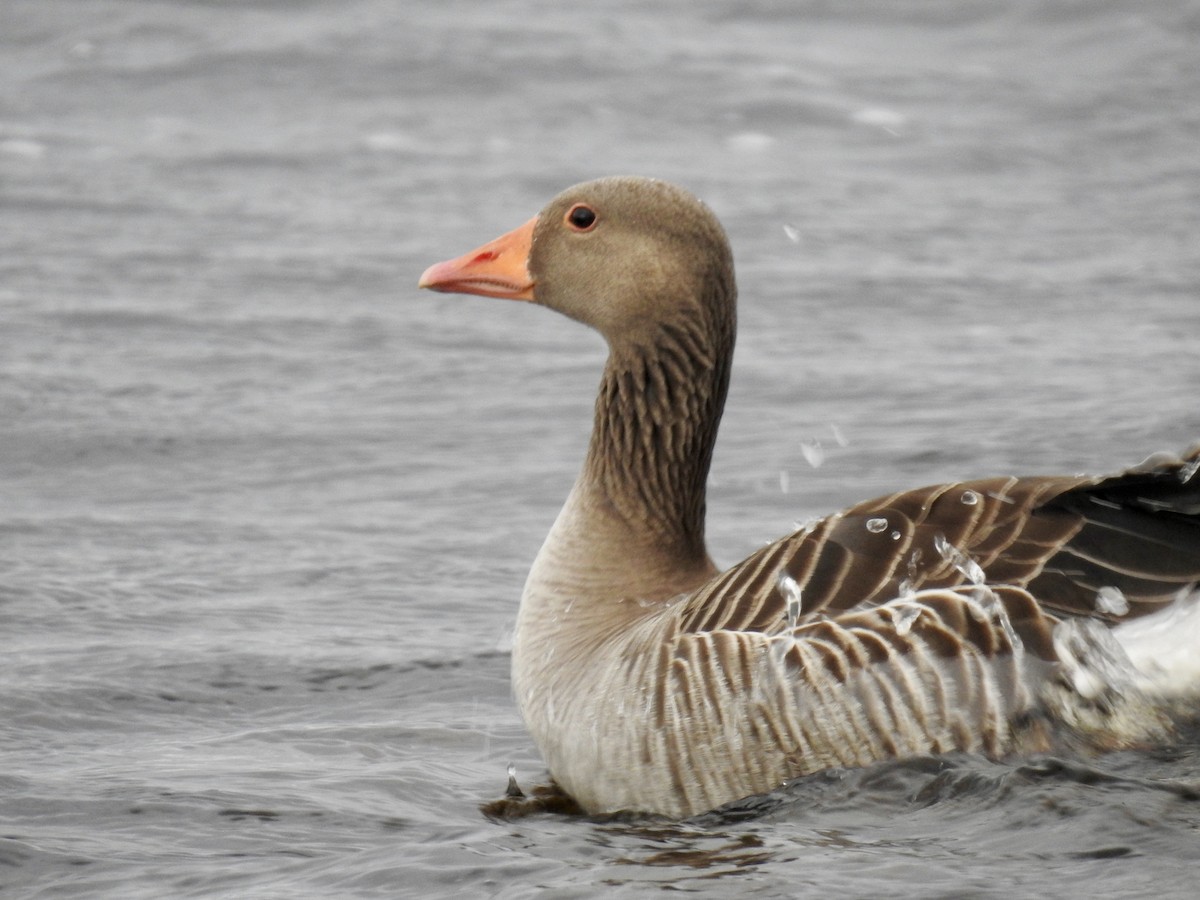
<box><xmin>3</xmin><ymin>1</ymin><xmax>1200</xmax><ymax>896</ymax></box>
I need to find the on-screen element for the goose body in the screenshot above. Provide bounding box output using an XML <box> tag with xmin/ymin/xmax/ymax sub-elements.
<box><xmin>420</xmin><ymin>177</ymin><xmax>1200</xmax><ymax>818</ymax></box>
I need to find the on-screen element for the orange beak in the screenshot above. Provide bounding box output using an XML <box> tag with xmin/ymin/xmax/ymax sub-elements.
<box><xmin>418</xmin><ymin>215</ymin><xmax>537</xmax><ymax>301</ymax></box>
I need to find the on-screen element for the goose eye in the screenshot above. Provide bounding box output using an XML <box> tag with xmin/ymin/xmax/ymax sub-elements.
<box><xmin>565</xmin><ymin>204</ymin><xmax>598</xmax><ymax>232</ymax></box>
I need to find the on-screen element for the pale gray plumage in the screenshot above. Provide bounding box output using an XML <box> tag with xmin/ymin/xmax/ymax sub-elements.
<box><xmin>421</xmin><ymin>176</ymin><xmax>1200</xmax><ymax>818</ymax></box>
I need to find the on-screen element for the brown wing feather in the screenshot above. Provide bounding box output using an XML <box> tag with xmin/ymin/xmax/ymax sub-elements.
<box><xmin>680</xmin><ymin>446</ymin><xmax>1200</xmax><ymax>637</ymax></box>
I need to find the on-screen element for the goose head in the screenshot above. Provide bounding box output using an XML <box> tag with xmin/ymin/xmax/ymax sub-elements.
<box><xmin>419</xmin><ymin>176</ymin><xmax>736</xmax><ymax>354</ymax></box>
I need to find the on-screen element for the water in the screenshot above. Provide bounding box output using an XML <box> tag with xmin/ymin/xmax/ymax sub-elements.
<box><xmin>3</xmin><ymin>0</ymin><xmax>1200</xmax><ymax>896</ymax></box>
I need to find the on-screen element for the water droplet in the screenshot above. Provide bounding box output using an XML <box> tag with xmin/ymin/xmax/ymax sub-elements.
<box><xmin>961</xmin><ymin>490</ymin><xmax>980</xmax><ymax>506</ymax></box>
<box><xmin>783</xmin><ymin>223</ymin><xmax>801</xmax><ymax>243</ymax></box>
<box><xmin>829</xmin><ymin>424</ymin><xmax>848</xmax><ymax>447</ymax></box>
<box><xmin>800</xmin><ymin>440</ymin><xmax>825</xmax><ymax>469</ymax></box>
<box><xmin>866</xmin><ymin>517</ymin><xmax>888</xmax><ymax>533</ymax></box>
<box><xmin>890</xmin><ymin>530</ymin><xmax>902</xmax><ymax>541</ymax></box>
<box><xmin>1096</xmin><ymin>586</ymin><xmax>1130</xmax><ymax>616</ymax></box>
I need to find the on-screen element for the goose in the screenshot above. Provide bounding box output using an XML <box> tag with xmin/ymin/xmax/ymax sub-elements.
<box><xmin>419</xmin><ymin>176</ymin><xmax>1200</xmax><ymax>819</ymax></box>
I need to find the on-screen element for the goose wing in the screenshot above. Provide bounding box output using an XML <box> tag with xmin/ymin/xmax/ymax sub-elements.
<box><xmin>679</xmin><ymin>446</ymin><xmax>1200</xmax><ymax>641</ymax></box>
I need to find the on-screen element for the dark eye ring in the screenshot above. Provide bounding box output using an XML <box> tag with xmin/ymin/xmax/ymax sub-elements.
<box><xmin>565</xmin><ymin>204</ymin><xmax>598</xmax><ymax>232</ymax></box>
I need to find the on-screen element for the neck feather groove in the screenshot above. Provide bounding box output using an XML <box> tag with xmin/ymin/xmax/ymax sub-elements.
<box><xmin>584</xmin><ymin>312</ymin><xmax>734</xmax><ymax>565</ymax></box>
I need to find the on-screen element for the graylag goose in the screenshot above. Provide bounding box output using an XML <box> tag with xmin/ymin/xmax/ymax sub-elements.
<box><xmin>419</xmin><ymin>176</ymin><xmax>1200</xmax><ymax>819</ymax></box>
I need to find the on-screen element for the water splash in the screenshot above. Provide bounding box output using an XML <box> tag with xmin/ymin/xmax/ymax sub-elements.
<box><xmin>891</xmin><ymin>603</ymin><xmax>922</xmax><ymax>636</ymax></box>
<box><xmin>933</xmin><ymin>533</ymin><xmax>985</xmax><ymax>584</ymax></box>
<box><xmin>1178</xmin><ymin>455</ymin><xmax>1200</xmax><ymax>483</ymax></box>
<box><xmin>494</xmin><ymin>625</ymin><xmax>515</xmax><ymax>653</ymax></box>
<box><xmin>770</xmin><ymin>573</ymin><xmax>805</xmax><ymax>669</ymax></box>
<box><xmin>792</xmin><ymin>516</ymin><xmax>821</xmax><ymax>535</ymax></box>
<box><xmin>979</xmin><ymin>588</ymin><xmax>1023</xmax><ymax>653</ymax></box>
<box><xmin>1053</xmin><ymin>617</ymin><xmax>1138</xmax><ymax>702</ymax></box>
<box><xmin>932</xmin><ymin>535</ymin><xmax>1022</xmax><ymax>653</ymax></box>
<box><xmin>777</xmin><ymin>572</ymin><xmax>803</xmax><ymax>629</ymax></box>
<box><xmin>505</xmin><ymin>763</ymin><xmax>525</xmax><ymax>798</ymax></box>
<box><xmin>896</xmin><ymin>549</ymin><xmax>925</xmax><ymax>600</ymax></box>
<box><xmin>1111</xmin><ymin>588</ymin><xmax>1200</xmax><ymax>698</ymax></box>
<box><xmin>1095</xmin><ymin>586</ymin><xmax>1130</xmax><ymax>616</ymax></box>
